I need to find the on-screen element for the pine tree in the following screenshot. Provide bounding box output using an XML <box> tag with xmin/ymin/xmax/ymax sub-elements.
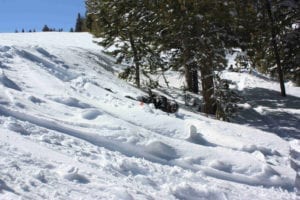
<box><xmin>75</xmin><ymin>13</ymin><xmax>84</xmax><ymax>32</ymax></box>
<box><xmin>42</xmin><ymin>25</ymin><xmax>50</xmax><ymax>32</ymax></box>
<box><xmin>85</xmin><ymin>13</ymin><xmax>94</xmax><ymax>32</ymax></box>
<box><xmin>86</xmin><ymin>0</ymin><xmax>160</xmax><ymax>88</ymax></box>
<box><xmin>278</xmin><ymin>0</ymin><xmax>300</xmax><ymax>86</ymax></box>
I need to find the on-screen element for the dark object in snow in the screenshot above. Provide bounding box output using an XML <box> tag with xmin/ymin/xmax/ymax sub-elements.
<box><xmin>104</xmin><ymin>88</ymin><xmax>114</xmax><ymax>93</ymax></box>
<box><xmin>124</xmin><ymin>95</ymin><xmax>136</xmax><ymax>101</ymax></box>
<box><xmin>137</xmin><ymin>90</ymin><xmax>179</xmax><ymax>113</ymax></box>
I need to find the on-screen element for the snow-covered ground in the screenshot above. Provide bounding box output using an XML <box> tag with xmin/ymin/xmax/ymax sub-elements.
<box><xmin>0</xmin><ymin>32</ymin><xmax>299</xmax><ymax>199</ymax></box>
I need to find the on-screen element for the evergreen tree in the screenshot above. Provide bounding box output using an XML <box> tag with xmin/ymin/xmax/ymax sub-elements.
<box><xmin>42</xmin><ymin>25</ymin><xmax>50</xmax><ymax>32</ymax></box>
<box><xmin>214</xmin><ymin>74</ymin><xmax>240</xmax><ymax>121</ymax></box>
<box><xmin>85</xmin><ymin>13</ymin><xmax>94</xmax><ymax>32</ymax></box>
<box><xmin>70</xmin><ymin>27</ymin><xmax>74</xmax><ymax>32</ymax></box>
<box><xmin>75</xmin><ymin>13</ymin><xmax>84</xmax><ymax>32</ymax></box>
<box><xmin>86</xmin><ymin>0</ymin><xmax>160</xmax><ymax>88</ymax></box>
<box><xmin>278</xmin><ymin>0</ymin><xmax>300</xmax><ymax>86</ymax></box>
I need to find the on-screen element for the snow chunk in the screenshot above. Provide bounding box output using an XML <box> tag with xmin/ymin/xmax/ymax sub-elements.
<box><xmin>33</xmin><ymin>170</ymin><xmax>48</xmax><ymax>183</ymax></box>
<box><xmin>61</xmin><ymin>167</ymin><xmax>90</xmax><ymax>184</ymax></box>
<box><xmin>185</xmin><ymin>125</ymin><xmax>215</xmax><ymax>146</ymax></box>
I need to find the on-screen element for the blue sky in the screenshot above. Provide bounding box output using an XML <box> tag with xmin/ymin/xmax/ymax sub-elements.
<box><xmin>0</xmin><ymin>0</ymin><xmax>85</xmax><ymax>32</ymax></box>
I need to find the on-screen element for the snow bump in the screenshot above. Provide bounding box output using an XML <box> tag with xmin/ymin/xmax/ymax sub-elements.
<box><xmin>81</xmin><ymin>109</ymin><xmax>103</xmax><ymax>120</ymax></box>
<box><xmin>145</xmin><ymin>141</ymin><xmax>178</xmax><ymax>161</ymax></box>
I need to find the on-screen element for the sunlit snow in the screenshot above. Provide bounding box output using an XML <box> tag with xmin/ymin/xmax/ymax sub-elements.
<box><xmin>0</xmin><ymin>32</ymin><xmax>299</xmax><ymax>199</ymax></box>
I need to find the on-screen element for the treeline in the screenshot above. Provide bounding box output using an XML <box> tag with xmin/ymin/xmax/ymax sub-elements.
<box><xmin>41</xmin><ymin>25</ymin><xmax>64</xmax><ymax>32</ymax></box>
<box><xmin>15</xmin><ymin>26</ymin><xmax>64</xmax><ymax>33</ymax></box>
<box><xmin>15</xmin><ymin>13</ymin><xmax>88</xmax><ymax>33</ymax></box>
<box><xmin>85</xmin><ymin>1</ymin><xmax>299</xmax><ymax>119</ymax></box>
<box><xmin>15</xmin><ymin>28</ymin><xmax>37</xmax><ymax>33</ymax></box>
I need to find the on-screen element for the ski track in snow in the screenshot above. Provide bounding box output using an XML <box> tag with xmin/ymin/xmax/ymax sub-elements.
<box><xmin>0</xmin><ymin>33</ymin><xmax>298</xmax><ymax>199</ymax></box>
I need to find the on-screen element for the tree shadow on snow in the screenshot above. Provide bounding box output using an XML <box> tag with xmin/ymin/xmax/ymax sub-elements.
<box><xmin>233</xmin><ymin>87</ymin><xmax>300</xmax><ymax>140</ymax></box>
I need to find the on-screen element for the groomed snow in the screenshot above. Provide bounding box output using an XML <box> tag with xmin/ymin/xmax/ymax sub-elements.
<box><xmin>0</xmin><ymin>32</ymin><xmax>299</xmax><ymax>199</ymax></box>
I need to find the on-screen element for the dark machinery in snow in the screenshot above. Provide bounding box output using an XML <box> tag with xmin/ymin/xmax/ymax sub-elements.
<box><xmin>136</xmin><ymin>90</ymin><xmax>179</xmax><ymax>113</ymax></box>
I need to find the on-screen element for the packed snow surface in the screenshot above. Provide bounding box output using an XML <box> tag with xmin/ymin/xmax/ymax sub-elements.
<box><xmin>0</xmin><ymin>32</ymin><xmax>299</xmax><ymax>199</ymax></box>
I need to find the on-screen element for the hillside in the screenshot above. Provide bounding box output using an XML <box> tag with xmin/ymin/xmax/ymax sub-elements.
<box><xmin>0</xmin><ymin>32</ymin><xmax>299</xmax><ymax>199</ymax></box>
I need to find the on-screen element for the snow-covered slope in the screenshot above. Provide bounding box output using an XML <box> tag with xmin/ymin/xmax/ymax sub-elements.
<box><xmin>0</xmin><ymin>32</ymin><xmax>298</xmax><ymax>199</ymax></box>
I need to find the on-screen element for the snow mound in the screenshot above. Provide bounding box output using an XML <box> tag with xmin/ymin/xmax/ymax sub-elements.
<box><xmin>81</xmin><ymin>109</ymin><xmax>103</xmax><ymax>120</ymax></box>
<box><xmin>61</xmin><ymin>167</ymin><xmax>90</xmax><ymax>184</ymax></box>
<box><xmin>145</xmin><ymin>141</ymin><xmax>178</xmax><ymax>160</ymax></box>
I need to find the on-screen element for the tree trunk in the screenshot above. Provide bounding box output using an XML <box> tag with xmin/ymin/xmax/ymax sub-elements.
<box><xmin>200</xmin><ymin>66</ymin><xmax>216</xmax><ymax>114</ymax></box>
<box><xmin>265</xmin><ymin>0</ymin><xmax>286</xmax><ymax>97</ymax></box>
<box><xmin>183</xmin><ymin>47</ymin><xmax>199</xmax><ymax>94</ymax></box>
<box><xmin>184</xmin><ymin>62</ymin><xmax>193</xmax><ymax>92</ymax></box>
<box><xmin>184</xmin><ymin>64</ymin><xmax>199</xmax><ymax>94</ymax></box>
<box><xmin>129</xmin><ymin>32</ymin><xmax>141</xmax><ymax>88</ymax></box>
<box><xmin>191</xmin><ymin>62</ymin><xmax>199</xmax><ymax>93</ymax></box>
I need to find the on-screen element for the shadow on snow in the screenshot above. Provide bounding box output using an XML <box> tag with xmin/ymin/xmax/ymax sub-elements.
<box><xmin>234</xmin><ymin>87</ymin><xmax>300</xmax><ymax>140</ymax></box>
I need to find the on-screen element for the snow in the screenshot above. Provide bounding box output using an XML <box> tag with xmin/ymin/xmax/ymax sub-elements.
<box><xmin>0</xmin><ymin>32</ymin><xmax>299</xmax><ymax>199</ymax></box>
